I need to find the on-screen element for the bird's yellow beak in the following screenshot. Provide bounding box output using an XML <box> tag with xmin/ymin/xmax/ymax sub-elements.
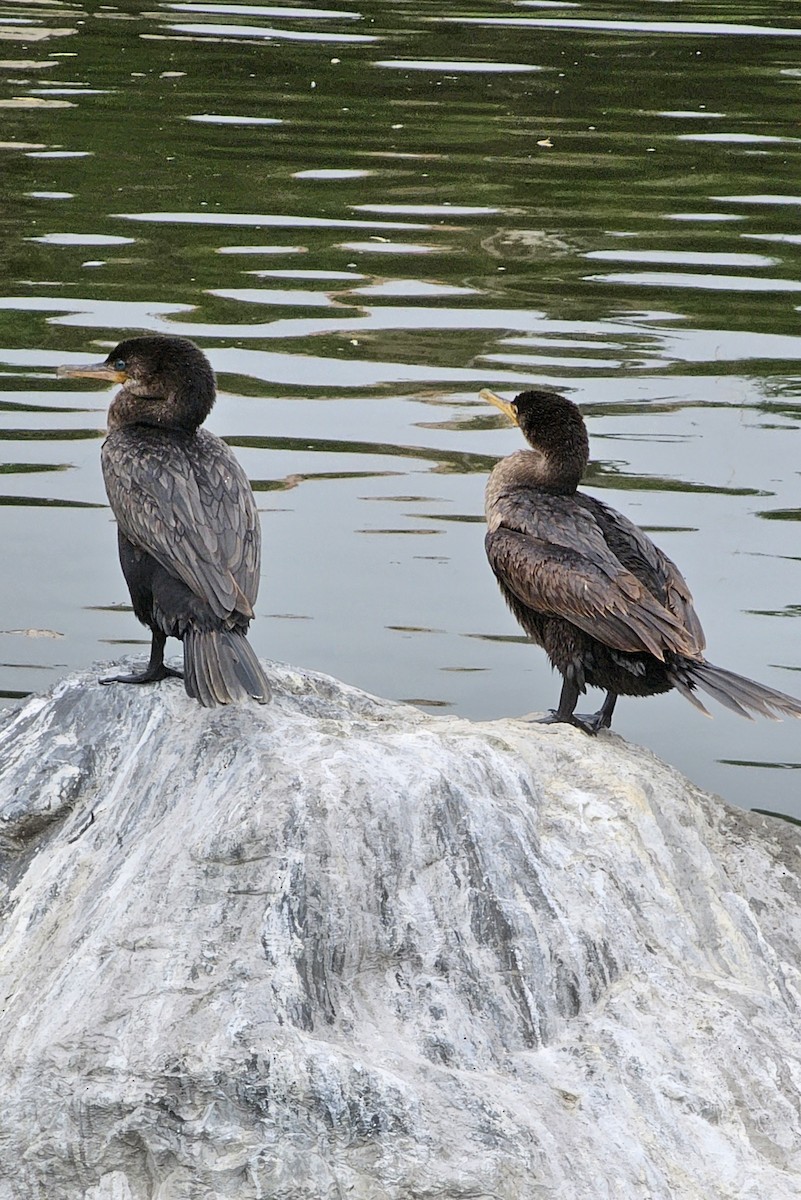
<box><xmin>56</xmin><ymin>361</ymin><xmax>127</xmax><ymax>384</ymax></box>
<box><xmin>480</xmin><ymin>388</ymin><xmax>519</xmax><ymax>426</ymax></box>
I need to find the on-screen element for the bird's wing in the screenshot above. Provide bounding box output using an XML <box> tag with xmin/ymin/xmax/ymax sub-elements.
<box><xmin>486</xmin><ymin>493</ymin><xmax>700</xmax><ymax>660</ymax></box>
<box><xmin>584</xmin><ymin>497</ymin><xmax>706</xmax><ymax>654</ymax></box>
<box><xmin>102</xmin><ymin>428</ymin><xmax>261</xmax><ymax>621</ymax></box>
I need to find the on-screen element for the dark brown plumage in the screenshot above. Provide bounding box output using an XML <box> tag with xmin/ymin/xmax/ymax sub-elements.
<box><xmin>57</xmin><ymin>335</ymin><xmax>270</xmax><ymax>707</ymax></box>
<box><xmin>481</xmin><ymin>387</ymin><xmax>801</xmax><ymax>733</ymax></box>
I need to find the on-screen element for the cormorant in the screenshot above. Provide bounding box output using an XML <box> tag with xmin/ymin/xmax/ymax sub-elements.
<box><xmin>58</xmin><ymin>335</ymin><xmax>271</xmax><ymax>707</ymax></box>
<box><xmin>481</xmin><ymin>387</ymin><xmax>801</xmax><ymax>733</ymax></box>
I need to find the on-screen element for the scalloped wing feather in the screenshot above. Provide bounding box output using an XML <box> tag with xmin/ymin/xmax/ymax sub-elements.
<box><xmin>102</xmin><ymin>427</ymin><xmax>260</xmax><ymax>622</ymax></box>
<box><xmin>583</xmin><ymin>495</ymin><xmax>706</xmax><ymax>655</ymax></box>
<box><xmin>485</xmin><ymin>525</ymin><xmax>700</xmax><ymax>662</ymax></box>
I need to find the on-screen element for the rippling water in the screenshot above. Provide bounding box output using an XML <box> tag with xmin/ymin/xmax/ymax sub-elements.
<box><xmin>2</xmin><ymin>0</ymin><xmax>801</xmax><ymax>817</ymax></box>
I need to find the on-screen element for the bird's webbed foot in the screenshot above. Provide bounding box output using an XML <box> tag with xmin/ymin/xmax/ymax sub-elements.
<box><xmin>581</xmin><ymin>691</ymin><xmax>617</xmax><ymax>733</ymax></box>
<box><xmin>534</xmin><ymin>709</ymin><xmax>600</xmax><ymax>736</ymax></box>
<box><xmin>530</xmin><ymin>686</ymin><xmax>617</xmax><ymax>736</ymax></box>
<box><xmin>574</xmin><ymin>710</ymin><xmax>609</xmax><ymax>735</ymax></box>
<box><xmin>100</xmin><ymin>631</ymin><xmax>183</xmax><ymax>688</ymax></box>
<box><xmin>100</xmin><ymin>663</ymin><xmax>183</xmax><ymax>687</ymax></box>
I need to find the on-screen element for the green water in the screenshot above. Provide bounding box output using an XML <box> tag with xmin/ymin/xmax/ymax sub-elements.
<box><xmin>2</xmin><ymin>0</ymin><xmax>801</xmax><ymax>816</ymax></box>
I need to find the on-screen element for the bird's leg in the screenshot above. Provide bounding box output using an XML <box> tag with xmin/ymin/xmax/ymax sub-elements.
<box><xmin>99</xmin><ymin>630</ymin><xmax>183</xmax><ymax>687</ymax></box>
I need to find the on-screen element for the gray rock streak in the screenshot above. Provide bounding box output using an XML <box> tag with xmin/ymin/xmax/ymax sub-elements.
<box><xmin>1</xmin><ymin>664</ymin><xmax>800</xmax><ymax>1198</ymax></box>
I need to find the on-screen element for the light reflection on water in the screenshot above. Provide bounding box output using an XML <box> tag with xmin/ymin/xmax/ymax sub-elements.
<box><xmin>585</xmin><ymin>272</ymin><xmax>801</xmax><ymax>292</ymax></box>
<box><xmin>1</xmin><ymin>0</ymin><xmax>801</xmax><ymax>818</ymax></box>
<box><xmin>167</xmin><ymin>22</ymin><xmax>378</xmax><ymax>41</ymax></box>
<box><xmin>452</xmin><ymin>16</ymin><xmax>801</xmax><ymax>37</ymax></box>
<box><xmin>164</xmin><ymin>6</ymin><xmax>362</xmax><ymax>17</ymax></box>
<box><xmin>374</xmin><ymin>60</ymin><xmax>543</xmax><ymax>74</ymax></box>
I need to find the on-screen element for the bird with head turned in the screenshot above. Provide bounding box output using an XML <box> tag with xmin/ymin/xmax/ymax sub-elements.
<box><xmin>480</xmin><ymin>386</ymin><xmax>801</xmax><ymax>733</ymax></box>
<box><xmin>57</xmin><ymin>334</ymin><xmax>271</xmax><ymax>707</ymax></box>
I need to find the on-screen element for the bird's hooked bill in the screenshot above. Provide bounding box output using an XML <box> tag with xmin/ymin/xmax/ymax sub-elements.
<box><xmin>480</xmin><ymin>388</ymin><xmax>519</xmax><ymax>426</ymax></box>
<box><xmin>56</xmin><ymin>361</ymin><xmax>127</xmax><ymax>383</ymax></box>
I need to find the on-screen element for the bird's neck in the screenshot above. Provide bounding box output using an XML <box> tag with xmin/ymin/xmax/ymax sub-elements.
<box><xmin>107</xmin><ymin>386</ymin><xmax>207</xmax><ymax>433</ymax></box>
<box><xmin>485</xmin><ymin>449</ymin><xmax>583</xmax><ymax>512</ymax></box>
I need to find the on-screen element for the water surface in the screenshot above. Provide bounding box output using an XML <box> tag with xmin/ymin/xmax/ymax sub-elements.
<box><xmin>1</xmin><ymin>0</ymin><xmax>801</xmax><ymax>817</ymax></box>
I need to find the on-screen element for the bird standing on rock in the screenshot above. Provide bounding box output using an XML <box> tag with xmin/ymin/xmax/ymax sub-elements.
<box><xmin>481</xmin><ymin>386</ymin><xmax>801</xmax><ymax>733</ymax></box>
<box><xmin>58</xmin><ymin>335</ymin><xmax>271</xmax><ymax>707</ymax></box>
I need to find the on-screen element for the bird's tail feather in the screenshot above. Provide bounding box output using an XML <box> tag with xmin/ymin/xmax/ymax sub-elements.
<box><xmin>670</xmin><ymin>659</ymin><xmax>801</xmax><ymax>721</ymax></box>
<box><xmin>184</xmin><ymin>628</ymin><xmax>271</xmax><ymax>707</ymax></box>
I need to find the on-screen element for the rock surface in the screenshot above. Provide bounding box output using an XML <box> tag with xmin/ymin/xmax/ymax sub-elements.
<box><xmin>1</xmin><ymin>663</ymin><xmax>801</xmax><ymax>1199</ymax></box>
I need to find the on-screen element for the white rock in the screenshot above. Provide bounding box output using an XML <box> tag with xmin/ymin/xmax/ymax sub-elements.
<box><xmin>1</xmin><ymin>663</ymin><xmax>800</xmax><ymax>1199</ymax></box>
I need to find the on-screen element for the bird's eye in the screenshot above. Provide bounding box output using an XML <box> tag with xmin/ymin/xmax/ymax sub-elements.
<box><xmin>112</xmin><ymin>358</ymin><xmax>126</xmax><ymax>371</ymax></box>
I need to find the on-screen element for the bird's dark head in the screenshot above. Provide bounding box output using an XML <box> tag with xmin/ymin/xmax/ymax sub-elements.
<box><xmin>480</xmin><ymin>387</ymin><xmax>589</xmax><ymax>491</ymax></box>
<box><xmin>57</xmin><ymin>335</ymin><xmax>216</xmax><ymax>432</ymax></box>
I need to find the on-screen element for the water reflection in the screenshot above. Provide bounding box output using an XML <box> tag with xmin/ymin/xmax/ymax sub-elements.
<box><xmin>165</xmin><ymin>5</ymin><xmax>361</xmax><ymax>16</ymax></box>
<box><xmin>168</xmin><ymin>23</ymin><xmax>377</xmax><ymax>42</ymax></box>
<box><xmin>293</xmin><ymin>168</ymin><xmax>370</xmax><ymax>179</ymax></box>
<box><xmin>587</xmin><ymin>272</ymin><xmax>801</xmax><ymax>292</ymax></box>
<box><xmin>451</xmin><ymin>16</ymin><xmax>801</xmax><ymax>37</ymax></box>
<box><xmin>2</xmin><ymin>0</ymin><xmax>801</xmax><ymax>820</ymax></box>
<box><xmin>374</xmin><ymin>60</ymin><xmax>543</xmax><ymax>74</ymax></box>
<box><xmin>118</xmin><ymin>211</ymin><xmax>436</xmax><ymax>229</ymax></box>
<box><xmin>186</xmin><ymin>114</ymin><xmax>282</xmax><ymax>125</ymax></box>
<box><xmin>29</xmin><ymin>233</ymin><xmax>136</xmax><ymax>245</ymax></box>
<box><xmin>584</xmin><ymin>250</ymin><xmax>778</xmax><ymax>268</ymax></box>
